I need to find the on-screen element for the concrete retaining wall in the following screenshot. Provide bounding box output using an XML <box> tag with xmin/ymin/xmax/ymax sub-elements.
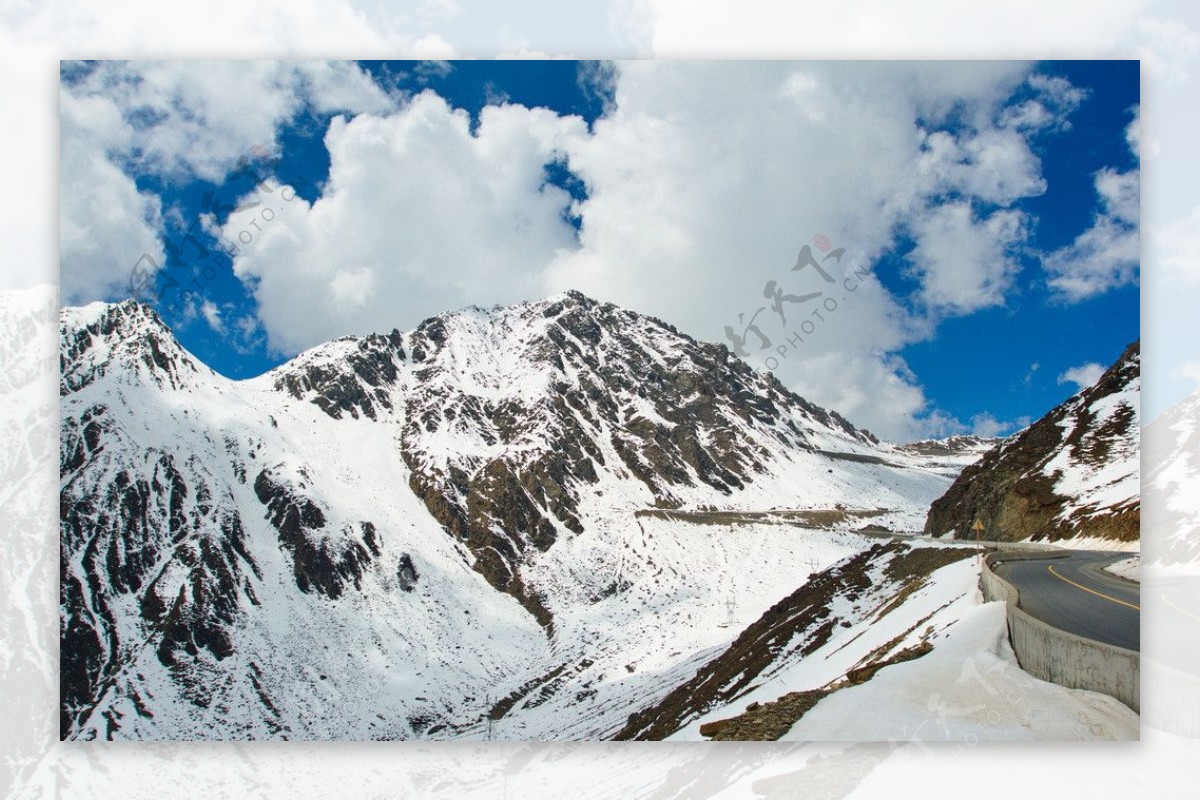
<box><xmin>980</xmin><ymin>553</ymin><xmax>1140</xmax><ymax>714</ymax></box>
<box><xmin>980</xmin><ymin>558</ymin><xmax>1018</xmax><ymax>605</ymax></box>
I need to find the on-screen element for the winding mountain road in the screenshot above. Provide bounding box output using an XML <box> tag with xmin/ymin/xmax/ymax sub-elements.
<box><xmin>993</xmin><ymin>550</ymin><xmax>1139</xmax><ymax>652</ymax></box>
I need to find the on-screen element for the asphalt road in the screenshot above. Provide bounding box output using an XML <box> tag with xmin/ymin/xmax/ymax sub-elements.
<box><xmin>993</xmin><ymin>550</ymin><xmax>1140</xmax><ymax>652</ymax></box>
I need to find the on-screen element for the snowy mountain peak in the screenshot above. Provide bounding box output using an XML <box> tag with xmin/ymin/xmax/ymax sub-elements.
<box><xmin>540</xmin><ymin>287</ymin><xmax>602</xmax><ymax>309</ymax></box>
<box><xmin>60</xmin><ymin>292</ymin><xmax>966</xmax><ymax>740</ymax></box>
<box><xmin>379</xmin><ymin>292</ymin><xmax>892</xmax><ymax>626</ymax></box>
<box><xmin>265</xmin><ymin>328</ymin><xmax>407</xmax><ymax>421</ymax></box>
<box><xmin>61</xmin><ymin>298</ymin><xmax>167</xmax><ymax>342</ymax></box>
<box><xmin>60</xmin><ymin>299</ymin><xmax>205</xmax><ymax>395</ymax></box>
<box><xmin>901</xmin><ymin>434</ymin><xmax>1005</xmax><ymax>455</ymax></box>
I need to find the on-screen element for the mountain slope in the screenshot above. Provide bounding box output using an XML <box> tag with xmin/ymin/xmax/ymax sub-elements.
<box><xmin>60</xmin><ymin>292</ymin><xmax>964</xmax><ymax>740</ymax></box>
<box><xmin>924</xmin><ymin>341</ymin><xmax>1140</xmax><ymax>545</ymax></box>
<box><xmin>1</xmin><ymin>285</ymin><xmax>60</xmax><ymax>790</ymax></box>
<box><xmin>1144</xmin><ymin>388</ymin><xmax>1200</xmax><ymax>571</ymax></box>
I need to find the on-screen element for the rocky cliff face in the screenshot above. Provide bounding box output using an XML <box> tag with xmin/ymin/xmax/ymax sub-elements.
<box><xmin>924</xmin><ymin>341</ymin><xmax>1140</xmax><ymax>544</ymax></box>
<box><xmin>59</xmin><ymin>292</ymin><xmax>959</xmax><ymax>740</ymax></box>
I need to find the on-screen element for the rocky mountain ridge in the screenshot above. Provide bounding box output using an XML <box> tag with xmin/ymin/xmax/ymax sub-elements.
<box><xmin>925</xmin><ymin>341</ymin><xmax>1140</xmax><ymax>544</ymax></box>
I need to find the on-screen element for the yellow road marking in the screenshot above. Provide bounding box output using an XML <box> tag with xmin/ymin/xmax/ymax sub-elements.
<box><xmin>1162</xmin><ymin>592</ymin><xmax>1200</xmax><ymax>623</ymax></box>
<box><xmin>1047</xmin><ymin>565</ymin><xmax>1140</xmax><ymax>611</ymax></box>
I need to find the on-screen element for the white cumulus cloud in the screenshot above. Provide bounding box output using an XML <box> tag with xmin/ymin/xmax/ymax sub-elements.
<box><xmin>63</xmin><ymin>60</ymin><xmax>396</xmax><ymax>183</ymax></box>
<box><xmin>222</xmin><ymin>91</ymin><xmax>588</xmax><ymax>354</ymax></box>
<box><xmin>59</xmin><ymin>60</ymin><xmax>399</xmax><ymax>303</ymax></box>
<box><xmin>59</xmin><ymin>91</ymin><xmax>165</xmax><ymax>305</ymax></box>
<box><xmin>1058</xmin><ymin>362</ymin><xmax>1106</xmax><ymax>391</ymax></box>
<box><xmin>906</xmin><ymin>203</ymin><xmax>1027</xmax><ymax>315</ymax></box>
<box><xmin>999</xmin><ymin>74</ymin><xmax>1088</xmax><ymax>133</ymax></box>
<box><xmin>1044</xmin><ymin>110</ymin><xmax>1140</xmax><ymax>302</ymax></box>
<box><xmin>216</xmin><ymin>60</ymin><xmax>1071</xmax><ymax>440</ymax></box>
<box><xmin>67</xmin><ymin>59</ymin><xmax>1102</xmax><ymax>441</ymax></box>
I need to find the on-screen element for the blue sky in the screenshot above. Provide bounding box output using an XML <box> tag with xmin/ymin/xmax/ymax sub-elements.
<box><xmin>875</xmin><ymin>60</ymin><xmax>1141</xmax><ymax>434</ymax></box>
<box><xmin>59</xmin><ymin>60</ymin><xmax>1140</xmax><ymax>441</ymax></box>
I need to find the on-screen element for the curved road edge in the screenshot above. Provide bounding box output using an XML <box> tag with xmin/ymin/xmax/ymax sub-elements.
<box><xmin>980</xmin><ymin>551</ymin><xmax>1140</xmax><ymax>715</ymax></box>
<box><xmin>993</xmin><ymin>550</ymin><xmax>1139</xmax><ymax>651</ymax></box>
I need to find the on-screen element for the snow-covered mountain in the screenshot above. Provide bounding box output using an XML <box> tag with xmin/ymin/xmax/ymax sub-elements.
<box><xmin>1</xmin><ymin>286</ymin><xmax>59</xmax><ymax>788</ymax></box>
<box><xmin>925</xmin><ymin>341</ymin><xmax>1140</xmax><ymax>546</ymax></box>
<box><xmin>898</xmin><ymin>435</ymin><xmax>1004</xmax><ymax>469</ymax></box>
<box><xmin>1144</xmin><ymin>388</ymin><xmax>1200</xmax><ymax>572</ymax></box>
<box><xmin>60</xmin><ymin>292</ymin><xmax>967</xmax><ymax>741</ymax></box>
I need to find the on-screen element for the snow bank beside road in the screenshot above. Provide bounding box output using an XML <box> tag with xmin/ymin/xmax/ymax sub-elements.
<box><xmin>784</xmin><ymin>601</ymin><xmax>1138</xmax><ymax>741</ymax></box>
<box><xmin>671</xmin><ymin>555</ymin><xmax>1137</xmax><ymax>743</ymax></box>
<box><xmin>1105</xmin><ymin>554</ymin><xmax>1141</xmax><ymax>583</ymax></box>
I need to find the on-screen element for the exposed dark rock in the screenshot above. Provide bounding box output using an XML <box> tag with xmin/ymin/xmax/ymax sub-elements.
<box><xmin>273</xmin><ymin>332</ymin><xmax>404</xmax><ymax>421</ymax></box>
<box><xmin>60</xmin><ymin>414</ymin><xmax>258</xmax><ymax>737</ymax></box>
<box><xmin>700</xmin><ymin>690</ymin><xmax>830</xmax><ymax>741</ymax></box>
<box><xmin>253</xmin><ymin>466</ymin><xmax>374</xmax><ymax>599</ymax></box>
<box><xmin>396</xmin><ymin>553</ymin><xmax>419</xmax><ymax>592</ymax></box>
<box><xmin>925</xmin><ymin>341</ymin><xmax>1139</xmax><ymax>544</ymax></box>
<box><xmin>392</xmin><ymin>291</ymin><xmax>878</xmax><ymax>632</ymax></box>
<box><xmin>59</xmin><ymin>572</ymin><xmax>105</xmax><ymax>739</ymax></box>
<box><xmin>148</xmin><ymin>515</ymin><xmax>249</xmax><ymax>670</ymax></box>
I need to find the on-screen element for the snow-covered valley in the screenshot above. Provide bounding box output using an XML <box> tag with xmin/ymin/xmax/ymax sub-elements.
<box><xmin>58</xmin><ymin>292</ymin><xmax>1138</xmax><ymax>741</ymax></box>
